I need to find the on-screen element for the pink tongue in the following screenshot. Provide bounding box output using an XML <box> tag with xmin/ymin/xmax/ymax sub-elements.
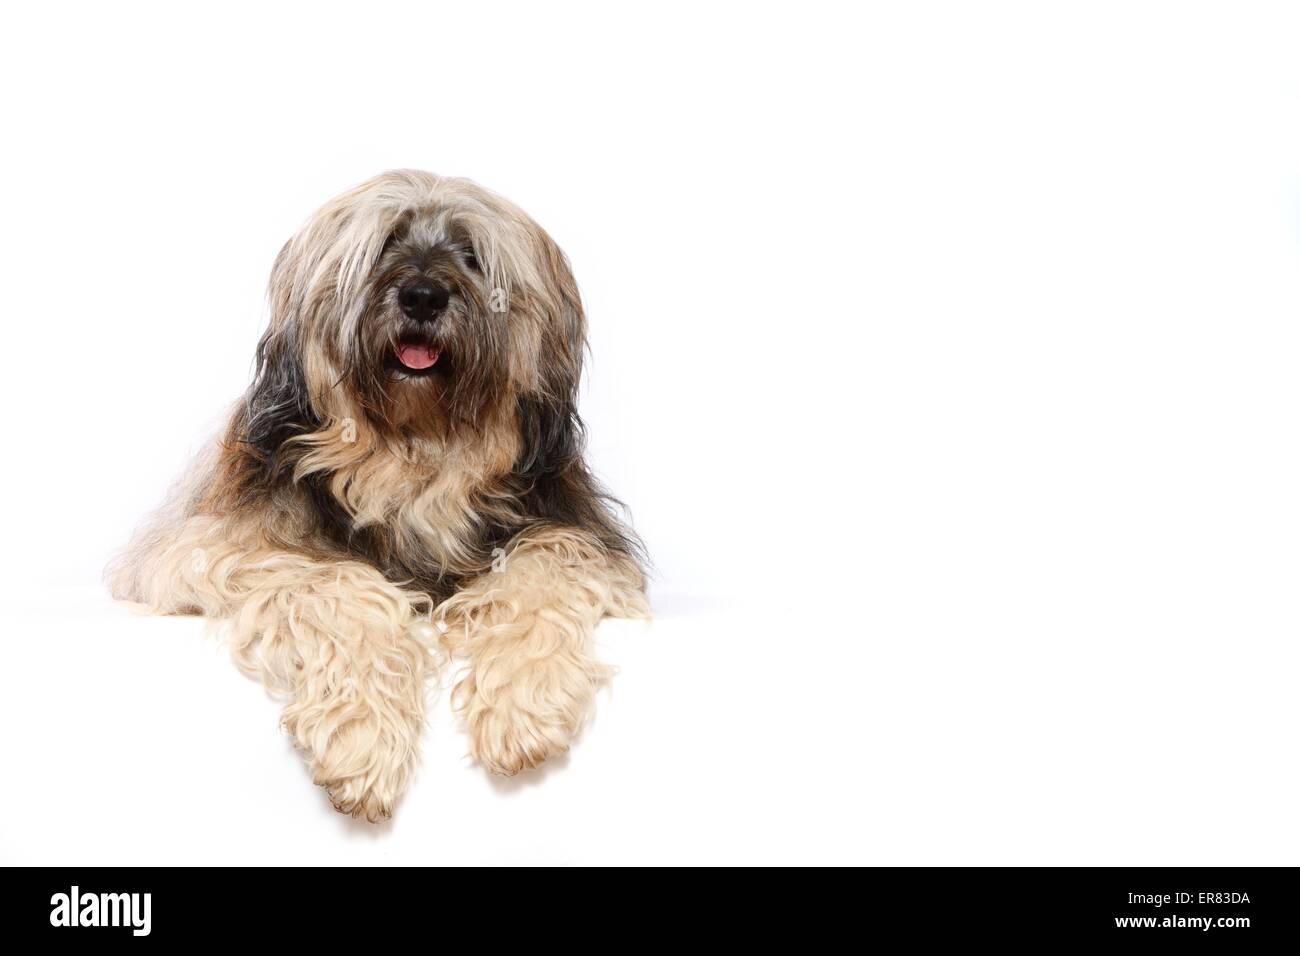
<box><xmin>397</xmin><ymin>344</ymin><xmax>439</xmax><ymax>369</ymax></box>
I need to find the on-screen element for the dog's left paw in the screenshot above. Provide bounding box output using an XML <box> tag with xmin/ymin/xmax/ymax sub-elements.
<box><xmin>468</xmin><ymin>702</ymin><xmax>573</xmax><ymax>776</ymax></box>
<box><xmin>458</xmin><ymin>653</ymin><xmax>606</xmax><ymax>775</ymax></box>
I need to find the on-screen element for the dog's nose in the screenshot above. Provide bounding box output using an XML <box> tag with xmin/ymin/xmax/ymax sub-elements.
<box><xmin>398</xmin><ymin>282</ymin><xmax>450</xmax><ymax>321</ymax></box>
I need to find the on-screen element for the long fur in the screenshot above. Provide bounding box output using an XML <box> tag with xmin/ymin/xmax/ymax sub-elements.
<box><xmin>108</xmin><ymin>171</ymin><xmax>647</xmax><ymax>820</ymax></box>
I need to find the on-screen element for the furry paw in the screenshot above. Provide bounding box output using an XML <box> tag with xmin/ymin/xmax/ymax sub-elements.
<box><xmin>458</xmin><ymin>652</ymin><xmax>608</xmax><ymax>775</ymax></box>
<box><xmin>468</xmin><ymin>703</ymin><xmax>573</xmax><ymax>775</ymax></box>
<box><xmin>307</xmin><ymin>716</ymin><xmax>415</xmax><ymax>822</ymax></box>
<box><xmin>322</xmin><ymin>769</ymin><xmax>394</xmax><ymax>822</ymax></box>
<box><xmin>283</xmin><ymin>687</ymin><xmax>421</xmax><ymax>823</ymax></box>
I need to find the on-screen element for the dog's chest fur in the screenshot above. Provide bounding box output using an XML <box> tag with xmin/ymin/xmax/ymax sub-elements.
<box><xmin>289</xmin><ymin>425</ymin><xmax>519</xmax><ymax>598</ymax></box>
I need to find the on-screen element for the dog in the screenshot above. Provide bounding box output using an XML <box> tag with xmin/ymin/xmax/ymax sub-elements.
<box><xmin>108</xmin><ymin>171</ymin><xmax>648</xmax><ymax>821</ymax></box>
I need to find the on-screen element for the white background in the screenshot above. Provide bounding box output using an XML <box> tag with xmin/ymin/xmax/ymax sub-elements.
<box><xmin>1</xmin><ymin>1</ymin><xmax>1298</xmax><ymax>865</ymax></box>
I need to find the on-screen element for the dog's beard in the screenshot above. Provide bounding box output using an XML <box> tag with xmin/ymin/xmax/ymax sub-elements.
<box><xmin>346</xmin><ymin>275</ymin><xmax>509</xmax><ymax>437</ymax></box>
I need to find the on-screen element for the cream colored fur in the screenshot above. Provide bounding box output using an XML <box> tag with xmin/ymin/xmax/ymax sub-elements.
<box><xmin>109</xmin><ymin>171</ymin><xmax>648</xmax><ymax>821</ymax></box>
<box><xmin>439</xmin><ymin>527</ymin><xmax>647</xmax><ymax>775</ymax></box>
<box><xmin>111</xmin><ymin>511</ymin><xmax>644</xmax><ymax>818</ymax></box>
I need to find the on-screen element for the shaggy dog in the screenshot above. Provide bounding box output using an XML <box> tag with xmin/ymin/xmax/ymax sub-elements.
<box><xmin>108</xmin><ymin>171</ymin><xmax>647</xmax><ymax>821</ymax></box>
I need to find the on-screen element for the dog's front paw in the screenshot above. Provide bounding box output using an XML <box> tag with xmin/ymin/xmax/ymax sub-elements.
<box><xmin>308</xmin><ymin>717</ymin><xmax>413</xmax><ymax>822</ymax></box>
<box><xmin>469</xmin><ymin>703</ymin><xmax>572</xmax><ymax>775</ymax></box>
<box><xmin>458</xmin><ymin>653</ymin><xmax>607</xmax><ymax>775</ymax></box>
<box><xmin>285</xmin><ymin>690</ymin><xmax>421</xmax><ymax>823</ymax></box>
<box><xmin>321</xmin><ymin>768</ymin><xmax>394</xmax><ymax>823</ymax></box>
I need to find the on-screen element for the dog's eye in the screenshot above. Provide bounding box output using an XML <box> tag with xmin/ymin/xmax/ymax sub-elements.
<box><xmin>380</xmin><ymin>233</ymin><xmax>399</xmax><ymax>256</ymax></box>
<box><xmin>463</xmin><ymin>249</ymin><xmax>480</xmax><ymax>272</ymax></box>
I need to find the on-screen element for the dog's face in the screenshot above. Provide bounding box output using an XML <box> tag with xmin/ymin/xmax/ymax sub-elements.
<box><xmin>252</xmin><ymin>171</ymin><xmax>585</xmax><ymax>446</ymax></box>
<box><xmin>371</xmin><ymin>225</ymin><xmax>484</xmax><ymax>382</ymax></box>
<box><xmin>353</xmin><ymin>211</ymin><xmax>507</xmax><ymax>432</ymax></box>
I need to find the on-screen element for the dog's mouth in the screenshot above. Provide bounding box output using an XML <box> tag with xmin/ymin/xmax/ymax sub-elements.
<box><xmin>388</xmin><ymin>334</ymin><xmax>442</xmax><ymax>377</ymax></box>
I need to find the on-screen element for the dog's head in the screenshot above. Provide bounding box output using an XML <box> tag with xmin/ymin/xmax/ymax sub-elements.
<box><xmin>247</xmin><ymin>171</ymin><xmax>585</xmax><ymax>452</ymax></box>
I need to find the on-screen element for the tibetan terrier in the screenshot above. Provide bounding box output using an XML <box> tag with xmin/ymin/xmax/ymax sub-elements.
<box><xmin>109</xmin><ymin>171</ymin><xmax>647</xmax><ymax>821</ymax></box>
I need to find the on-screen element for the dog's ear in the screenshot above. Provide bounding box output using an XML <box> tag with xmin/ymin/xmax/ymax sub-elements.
<box><xmin>513</xmin><ymin>391</ymin><xmax>583</xmax><ymax>482</ymax></box>
<box><xmin>536</xmin><ymin>232</ymin><xmax>587</xmax><ymax>400</ymax></box>
<box><xmin>241</xmin><ymin>324</ymin><xmax>318</xmax><ymax>469</ymax></box>
<box><xmin>237</xmin><ymin>240</ymin><xmax>320</xmax><ymax>469</ymax></box>
<box><xmin>512</xmin><ymin>231</ymin><xmax>588</xmax><ymax>481</ymax></box>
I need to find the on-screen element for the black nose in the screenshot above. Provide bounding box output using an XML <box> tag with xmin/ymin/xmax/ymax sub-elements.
<box><xmin>398</xmin><ymin>282</ymin><xmax>450</xmax><ymax>321</ymax></box>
